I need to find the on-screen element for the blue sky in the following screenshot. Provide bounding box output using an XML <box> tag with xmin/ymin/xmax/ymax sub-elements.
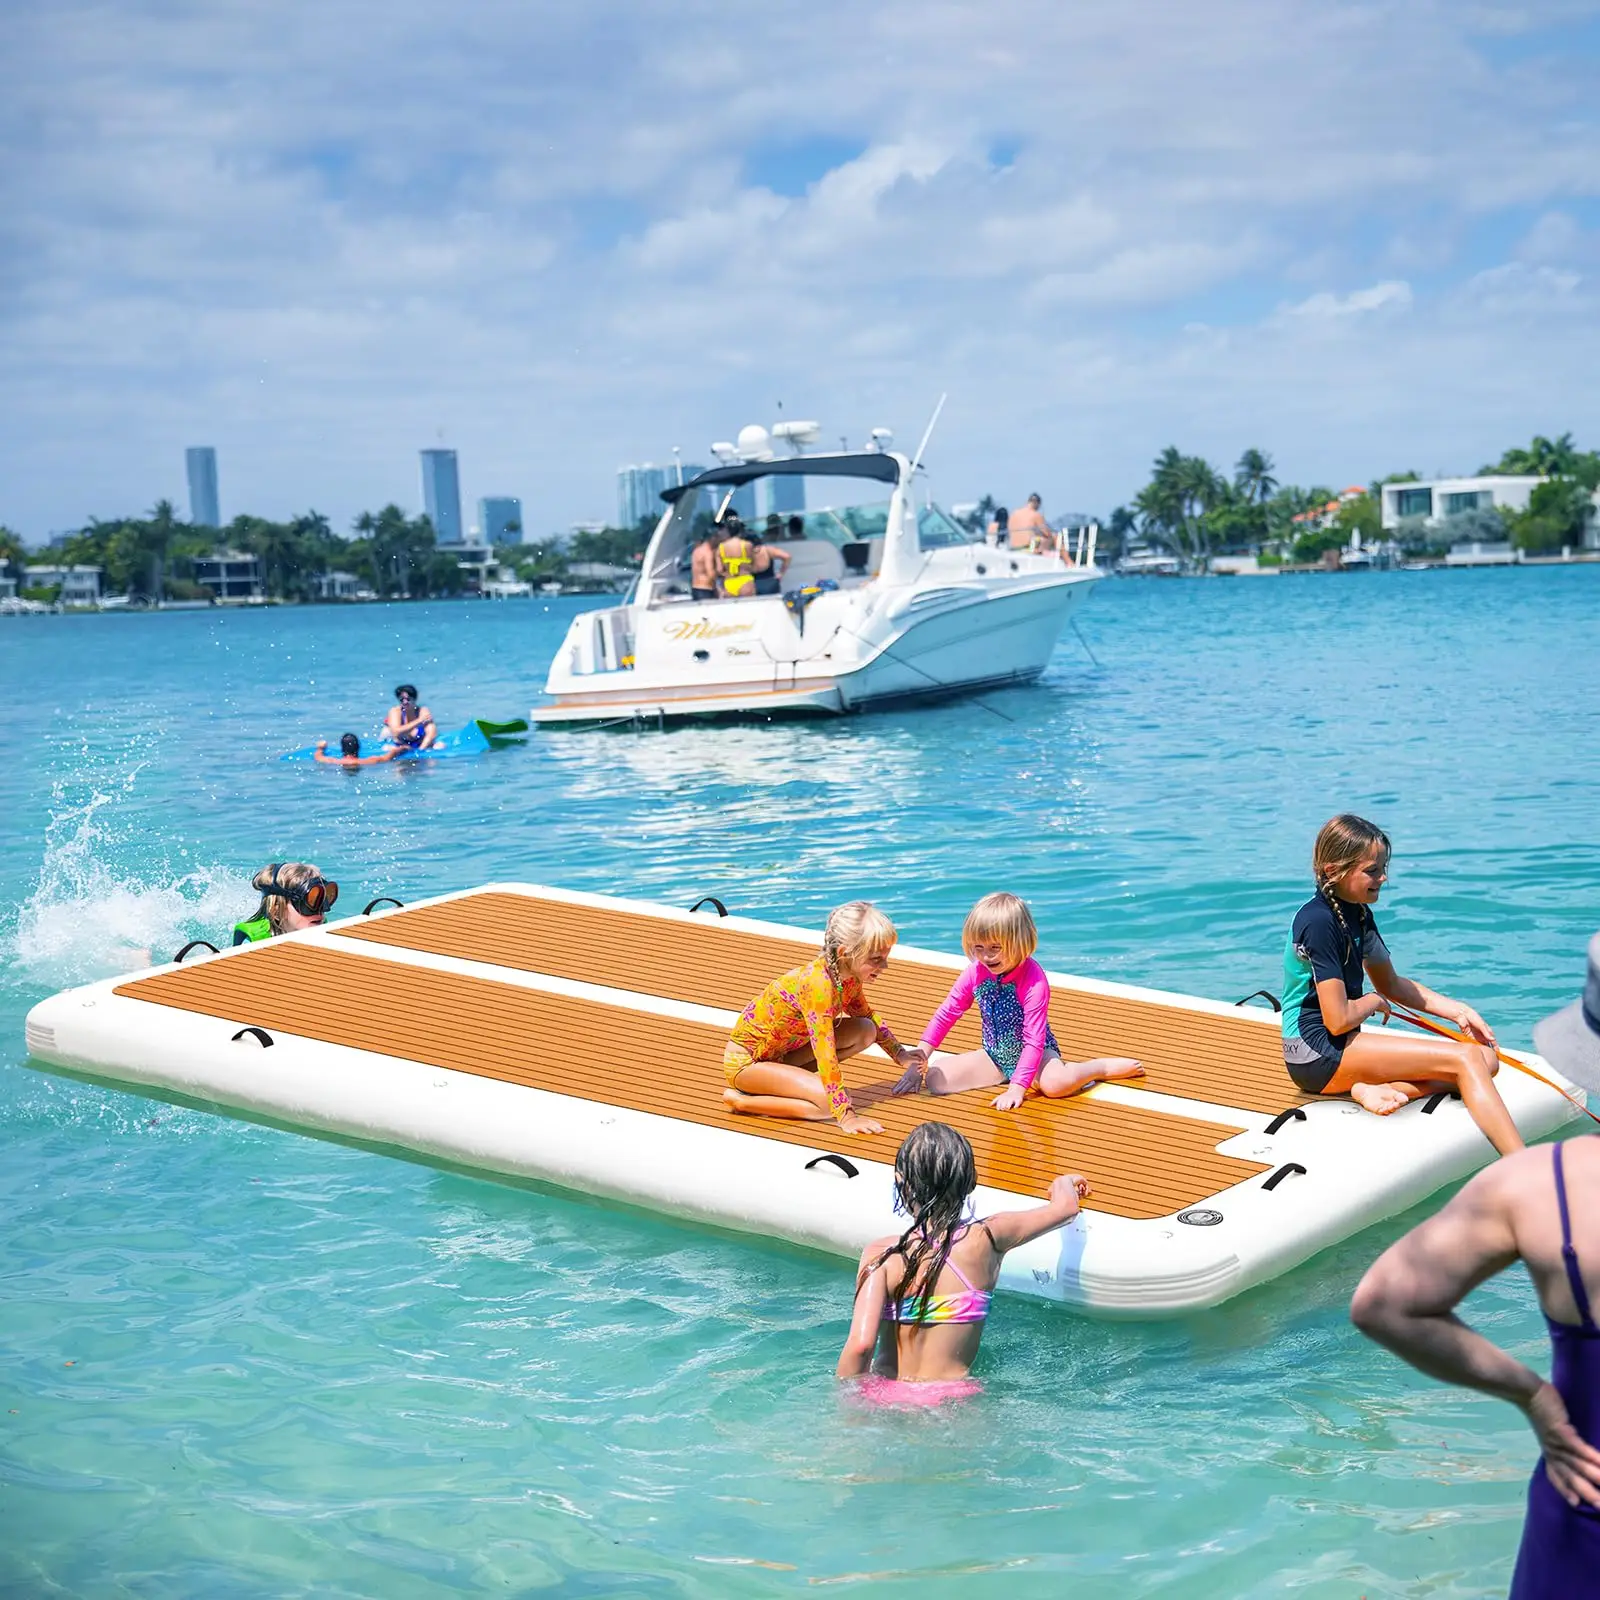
<box><xmin>4</xmin><ymin>0</ymin><xmax>1600</xmax><ymax>540</ymax></box>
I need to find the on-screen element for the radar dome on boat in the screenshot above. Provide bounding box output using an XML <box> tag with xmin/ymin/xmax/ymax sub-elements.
<box><xmin>736</xmin><ymin>425</ymin><xmax>774</xmax><ymax>461</ymax></box>
<box><xmin>709</xmin><ymin>441</ymin><xmax>738</xmax><ymax>463</ymax></box>
<box><xmin>868</xmin><ymin>427</ymin><xmax>894</xmax><ymax>452</ymax></box>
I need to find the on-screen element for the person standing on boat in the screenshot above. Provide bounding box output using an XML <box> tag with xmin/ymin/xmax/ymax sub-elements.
<box><xmin>690</xmin><ymin>529</ymin><xmax>719</xmax><ymax>601</ymax></box>
<box><xmin>986</xmin><ymin>506</ymin><xmax>1009</xmax><ymax>547</ymax></box>
<box><xmin>715</xmin><ymin>516</ymin><xmax>757</xmax><ymax>598</ymax></box>
<box><xmin>384</xmin><ymin>684</ymin><xmax>437</xmax><ymax>750</ymax></box>
<box><xmin>1008</xmin><ymin>494</ymin><xmax>1051</xmax><ymax>552</ymax></box>
<box><xmin>751</xmin><ymin>529</ymin><xmax>791</xmax><ymax>596</ymax></box>
<box><xmin>233</xmin><ymin>863</ymin><xmax>339</xmax><ymax>943</ymax></box>
<box><xmin>1351</xmin><ymin>934</ymin><xmax>1600</xmax><ymax>1596</ymax></box>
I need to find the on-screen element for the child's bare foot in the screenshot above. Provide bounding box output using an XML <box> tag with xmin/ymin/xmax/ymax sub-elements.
<box><xmin>724</xmin><ymin>1089</ymin><xmax>755</xmax><ymax>1115</ymax></box>
<box><xmin>1090</xmin><ymin>1057</ymin><xmax>1144</xmax><ymax>1082</ymax></box>
<box><xmin>1351</xmin><ymin>1082</ymin><xmax>1411</xmax><ymax>1116</ymax></box>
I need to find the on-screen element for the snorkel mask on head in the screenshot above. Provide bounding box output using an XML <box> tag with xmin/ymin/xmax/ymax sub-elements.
<box><xmin>258</xmin><ymin>864</ymin><xmax>340</xmax><ymax>917</ymax></box>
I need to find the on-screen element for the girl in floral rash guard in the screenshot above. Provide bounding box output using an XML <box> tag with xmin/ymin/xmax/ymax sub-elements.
<box><xmin>723</xmin><ymin>901</ymin><xmax>925</xmax><ymax>1137</ymax></box>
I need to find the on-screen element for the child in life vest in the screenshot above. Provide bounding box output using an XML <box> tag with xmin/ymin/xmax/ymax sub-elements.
<box><xmin>897</xmin><ymin>892</ymin><xmax>1143</xmax><ymax>1111</ymax></box>
<box><xmin>723</xmin><ymin>901</ymin><xmax>925</xmax><ymax>1136</ymax></box>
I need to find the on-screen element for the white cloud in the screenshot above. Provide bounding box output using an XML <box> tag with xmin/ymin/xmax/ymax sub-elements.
<box><xmin>1282</xmin><ymin>281</ymin><xmax>1414</xmax><ymax>320</ymax></box>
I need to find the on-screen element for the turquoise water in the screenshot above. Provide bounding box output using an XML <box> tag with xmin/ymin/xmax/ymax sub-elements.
<box><xmin>3</xmin><ymin>567</ymin><xmax>1598</xmax><ymax>1596</ymax></box>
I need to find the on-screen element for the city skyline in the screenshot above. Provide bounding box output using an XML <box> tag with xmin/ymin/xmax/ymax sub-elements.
<box><xmin>5</xmin><ymin>5</ymin><xmax>1600</xmax><ymax>541</ymax></box>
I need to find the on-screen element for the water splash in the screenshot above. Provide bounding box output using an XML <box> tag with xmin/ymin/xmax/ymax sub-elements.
<box><xmin>6</xmin><ymin>767</ymin><xmax>245</xmax><ymax>987</ymax></box>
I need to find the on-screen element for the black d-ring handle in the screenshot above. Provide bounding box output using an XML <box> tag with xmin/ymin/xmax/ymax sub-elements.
<box><xmin>1264</xmin><ymin>1107</ymin><xmax>1308</xmax><ymax>1136</ymax></box>
<box><xmin>1234</xmin><ymin>989</ymin><xmax>1282</xmax><ymax>1013</ymax></box>
<box><xmin>690</xmin><ymin>896</ymin><xmax>729</xmax><ymax>918</ymax></box>
<box><xmin>174</xmin><ymin>940</ymin><xmax>219</xmax><ymax>963</ymax></box>
<box><xmin>1421</xmin><ymin>1090</ymin><xmax>1462</xmax><ymax>1115</ymax></box>
<box><xmin>1262</xmin><ymin>1162</ymin><xmax>1307</xmax><ymax>1192</ymax></box>
<box><xmin>362</xmin><ymin>897</ymin><xmax>405</xmax><ymax>916</ymax></box>
<box><xmin>231</xmin><ymin>1026</ymin><xmax>275</xmax><ymax>1049</ymax></box>
<box><xmin>804</xmin><ymin>1153</ymin><xmax>858</xmax><ymax>1179</ymax></box>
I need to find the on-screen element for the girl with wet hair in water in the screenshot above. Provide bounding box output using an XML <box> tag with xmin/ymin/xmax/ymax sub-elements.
<box><xmin>837</xmin><ymin>1122</ymin><xmax>1090</xmax><ymax>1398</ymax></box>
<box><xmin>232</xmin><ymin>863</ymin><xmax>340</xmax><ymax>945</ymax></box>
<box><xmin>1280</xmin><ymin>813</ymin><xmax>1523</xmax><ymax>1156</ymax></box>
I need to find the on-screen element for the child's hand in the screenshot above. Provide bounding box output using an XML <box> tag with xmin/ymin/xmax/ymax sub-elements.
<box><xmin>840</xmin><ymin>1112</ymin><xmax>884</xmax><ymax>1136</ymax></box>
<box><xmin>895</xmin><ymin>1045</ymin><xmax>927</xmax><ymax>1072</ymax></box>
<box><xmin>991</xmin><ymin>1083</ymin><xmax>1027</xmax><ymax>1111</ymax></box>
<box><xmin>890</xmin><ymin>1063</ymin><xmax>925</xmax><ymax>1096</ymax></box>
<box><xmin>1049</xmin><ymin>1173</ymin><xmax>1091</xmax><ymax>1210</ymax></box>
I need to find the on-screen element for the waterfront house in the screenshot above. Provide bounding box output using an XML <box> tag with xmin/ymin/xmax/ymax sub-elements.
<box><xmin>192</xmin><ymin>550</ymin><xmax>264</xmax><ymax>603</ymax></box>
<box><xmin>24</xmin><ymin>564</ymin><xmax>103</xmax><ymax>606</ymax></box>
<box><xmin>1379</xmin><ymin>475</ymin><xmax>1543</xmax><ymax>530</ymax></box>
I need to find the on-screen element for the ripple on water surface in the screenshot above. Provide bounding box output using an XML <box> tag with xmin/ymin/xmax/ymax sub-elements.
<box><xmin>2</xmin><ymin>569</ymin><xmax>1597</xmax><ymax>1595</ymax></box>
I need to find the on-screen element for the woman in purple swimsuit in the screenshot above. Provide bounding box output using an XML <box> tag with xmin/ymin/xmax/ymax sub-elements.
<box><xmin>1351</xmin><ymin>932</ymin><xmax>1600</xmax><ymax>1596</ymax></box>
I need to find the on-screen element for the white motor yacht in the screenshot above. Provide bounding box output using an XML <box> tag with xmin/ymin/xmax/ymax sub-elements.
<box><xmin>534</xmin><ymin>434</ymin><xmax>1100</xmax><ymax>724</ymax></box>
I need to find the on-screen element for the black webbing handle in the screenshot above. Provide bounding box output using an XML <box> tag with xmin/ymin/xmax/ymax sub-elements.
<box><xmin>690</xmin><ymin>897</ymin><xmax>729</xmax><ymax>918</ymax></box>
<box><xmin>1235</xmin><ymin>989</ymin><xmax>1282</xmax><ymax>1013</ymax></box>
<box><xmin>1264</xmin><ymin>1107</ymin><xmax>1308</xmax><ymax>1136</ymax></box>
<box><xmin>174</xmin><ymin>940</ymin><xmax>219</xmax><ymax>963</ymax></box>
<box><xmin>362</xmin><ymin>897</ymin><xmax>405</xmax><ymax>916</ymax></box>
<box><xmin>230</xmin><ymin>1026</ymin><xmax>275</xmax><ymax>1049</ymax></box>
<box><xmin>1262</xmin><ymin>1162</ymin><xmax>1308</xmax><ymax>1192</ymax></box>
<box><xmin>804</xmin><ymin>1153</ymin><xmax>859</xmax><ymax>1179</ymax></box>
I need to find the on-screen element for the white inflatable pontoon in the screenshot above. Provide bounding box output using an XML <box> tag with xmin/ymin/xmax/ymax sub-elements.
<box><xmin>22</xmin><ymin>884</ymin><xmax>1583</xmax><ymax>1316</ymax></box>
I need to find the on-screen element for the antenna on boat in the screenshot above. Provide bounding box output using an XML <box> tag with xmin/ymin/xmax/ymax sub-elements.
<box><xmin>909</xmin><ymin>392</ymin><xmax>948</xmax><ymax>476</ymax></box>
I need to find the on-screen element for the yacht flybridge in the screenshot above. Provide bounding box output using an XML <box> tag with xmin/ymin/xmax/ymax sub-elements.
<box><xmin>535</xmin><ymin>431</ymin><xmax>1101</xmax><ymax>724</ymax></box>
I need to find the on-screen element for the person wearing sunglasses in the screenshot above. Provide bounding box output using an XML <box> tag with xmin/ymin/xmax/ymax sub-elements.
<box><xmin>384</xmin><ymin>684</ymin><xmax>438</xmax><ymax>751</ymax></box>
<box><xmin>232</xmin><ymin>863</ymin><xmax>340</xmax><ymax>945</ymax></box>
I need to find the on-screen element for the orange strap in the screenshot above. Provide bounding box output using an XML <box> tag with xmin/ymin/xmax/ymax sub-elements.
<box><xmin>1391</xmin><ymin>1005</ymin><xmax>1600</xmax><ymax>1126</ymax></box>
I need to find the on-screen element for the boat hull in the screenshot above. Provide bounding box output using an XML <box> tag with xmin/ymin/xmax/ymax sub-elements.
<box><xmin>534</xmin><ymin>572</ymin><xmax>1096</xmax><ymax>725</ymax></box>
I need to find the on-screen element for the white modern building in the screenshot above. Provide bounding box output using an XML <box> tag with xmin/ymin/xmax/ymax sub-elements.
<box><xmin>24</xmin><ymin>564</ymin><xmax>103</xmax><ymax>606</ymax></box>
<box><xmin>316</xmin><ymin>570</ymin><xmax>367</xmax><ymax>601</ymax></box>
<box><xmin>1379</xmin><ymin>476</ymin><xmax>1544</xmax><ymax>530</ymax></box>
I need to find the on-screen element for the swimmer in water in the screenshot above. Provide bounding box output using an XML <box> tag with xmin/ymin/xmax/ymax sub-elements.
<box><xmin>232</xmin><ymin>863</ymin><xmax>339</xmax><ymax>944</ymax></box>
<box><xmin>1282</xmin><ymin>813</ymin><xmax>1523</xmax><ymax>1156</ymax></box>
<box><xmin>837</xmin><ymin>1122</ymin><xmax>1090</xmax><ymax>1394</ymax></box>
<box><xmin>314</xmin><ymin>733</ymin><xmax>399</xmax><ymax>768</ymax></box>
<box><xmin>384</xmin><ymin>684</ymin><xmax>437</xmax><ymax>750</ymax></box>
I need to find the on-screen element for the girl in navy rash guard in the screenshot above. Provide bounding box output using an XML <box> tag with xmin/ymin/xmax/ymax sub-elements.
<box><xmin>894</xmin><ymin>892</ymin><xmax>1143</xmax><ymax>1112</ymax></box>
<box><xmin>1281</xmin><ymin>813</ymin><xmax>1524</xmax><ymax>1156</ymax></box>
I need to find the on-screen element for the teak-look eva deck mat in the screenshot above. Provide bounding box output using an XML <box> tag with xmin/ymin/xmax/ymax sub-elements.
<box><xmin>116</xmin><ymin>941</ymin><xmax>1269</xmax><ymax>1221</ymax></box>
<box><xmin>333</xmin><ymin>891</ymin><xmax>1306</xmax><ymax>1117</ymax></box>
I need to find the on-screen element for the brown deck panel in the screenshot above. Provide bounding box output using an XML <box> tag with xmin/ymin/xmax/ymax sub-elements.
<box><xmin>115</xmin><ymin>943</ymin><xmax>1269</xmax><ymax>1221</ymax></box>
<box><xmin>334</xmin><ymin>891</ymin><xmax>1307</xmax><ymax>1117</ymax></box>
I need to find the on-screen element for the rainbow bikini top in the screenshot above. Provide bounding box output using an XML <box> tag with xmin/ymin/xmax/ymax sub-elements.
<box><xmin>881</xmin><ymin>1229</ymin><xmax>994</xmax><ymax>1326</ymax></box>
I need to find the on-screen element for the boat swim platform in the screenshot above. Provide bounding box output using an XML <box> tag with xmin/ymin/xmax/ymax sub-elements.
<box><xmin>24</xmin><ymin>882</ymin><xmax>1584</xmax><ymax>1317</ymax></box>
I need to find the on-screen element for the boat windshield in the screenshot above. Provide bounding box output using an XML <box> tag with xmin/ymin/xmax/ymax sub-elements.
<box><xmin>644</xmin><ymin>468</ymin><xmax>979</xmax><ymax>600</ymax></box>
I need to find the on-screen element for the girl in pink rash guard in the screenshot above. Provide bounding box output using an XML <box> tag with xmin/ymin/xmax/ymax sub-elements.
<box><xmin>894</xmin><ymin>893</ymin><xmax>1144</xmax><ymax>1111</ymax></box>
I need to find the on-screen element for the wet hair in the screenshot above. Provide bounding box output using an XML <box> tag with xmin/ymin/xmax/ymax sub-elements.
<box><xmin>1313</xmin><ymin>814</ymin><xmax>1391</xmax><ymax>895</ymax></box>
<box><xmin>962</xmin><ymin>891</ymin><xmax>1038</xmax><ymax>974</ymax></box>
<box><xmin>994</xmin><ymin>506</ymin><xmax>1009</xmax><ymax>527</ymax></box>
<box><xmin>786</xmin><ymin>515</ymin><xmax>804</xmax><ymax>535</ymax></box>
<box><xmin>395</xmin><ymin>684</ymin><xmax>418</xmax><ymax>700</ymax></box>
<box><xmin>339</xmin><ymin>733</ymin><xmax>360</xmax><ymax>757</ymax></box>
<box><xmin>822</xmin><ymin>901</ymin><xmax>896</xmax><ymax>980</ymax></box>
<box><xmin>249</xmin><ymin>861</ymin><xmax>322</xmax><ymax>936</ymax></box>
<box><xmin>765</xmin><ymin>513</ymin><xmax>781</xmax><ymax>529</ymax></box>
<box><xmin>857</xmin><ymin>1123</ymin><xmax>978</xmax><ymax>1323</ymax></box>
<box><xmin>1028</xmin><ymin>493</ymin><xmax>1041</xmax><ymax>506</ymax></box>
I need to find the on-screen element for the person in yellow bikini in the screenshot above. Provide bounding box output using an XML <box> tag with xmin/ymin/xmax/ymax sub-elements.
<box><xmin>723</xmin><ymin>901</ymin><xmax>926</xmax><ymax>1136</ymax></box>
<box><xmin>715</xmin><ymin>515</ymin><xmax>757</xmax><ymax>597</ymax></box>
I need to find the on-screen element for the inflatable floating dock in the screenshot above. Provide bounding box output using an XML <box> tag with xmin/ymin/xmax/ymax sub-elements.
<box><xmin>22</xmin><ymin>885</ymin><xmax>1583</xmax><ymax>1316</ymax></box>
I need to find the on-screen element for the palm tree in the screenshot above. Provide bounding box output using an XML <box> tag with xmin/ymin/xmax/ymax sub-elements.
<box><xmin>1234</xmin><ymin>448</ymin><xmax>1277</xmax><ymax>505</ymax></box>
